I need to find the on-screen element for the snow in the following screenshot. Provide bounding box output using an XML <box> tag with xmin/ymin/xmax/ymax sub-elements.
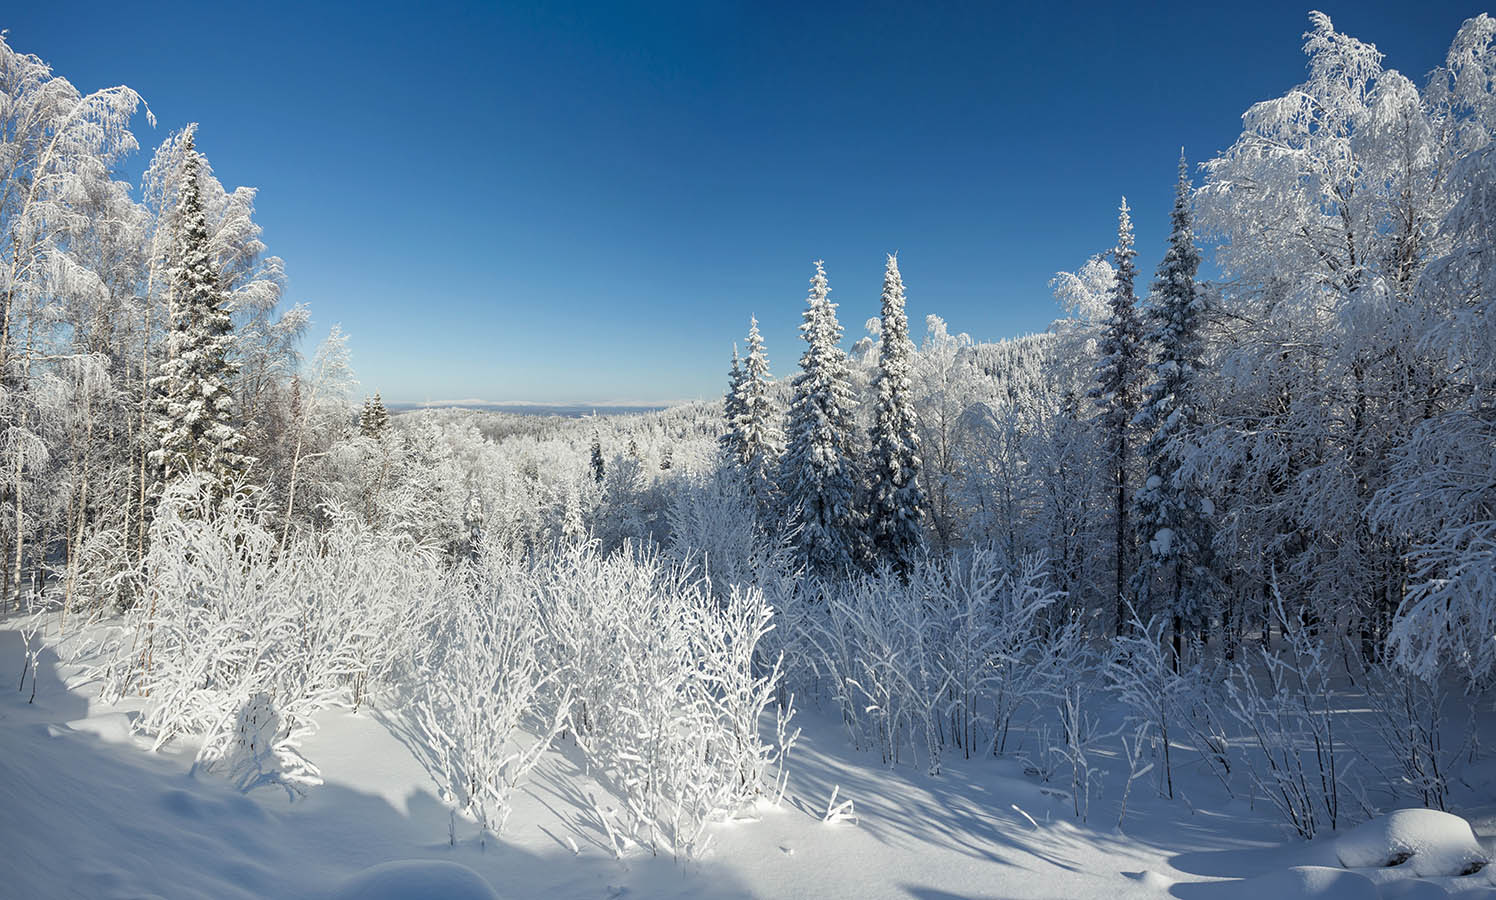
<box><xmin>1377</xmin><ymin>880</ymin><xmax>1452</xmax><ymax>899</ymax></box>
<box><xmin>8</xmin><ymin>624</ymin><xmax>1496</xmax><ymax>900</ymax></box>
<box><xmin>1335</xmin><ymin>809</ymin><xmax>1490</xmax><ymax>877</ymax></box>
<box><xmin>56</xmin><ymin>711</ymin><xmax>137</xmax><ymax>745</ymax></box>
<box><xmin>1218</xmin><ymin>865</ymin><xmax>1380</xmax><ymax>899</ymax></box>
<box><xmin>330</xmin><ymin>861</ymin><xmax>500</xmax><ymax>900</ymax></box>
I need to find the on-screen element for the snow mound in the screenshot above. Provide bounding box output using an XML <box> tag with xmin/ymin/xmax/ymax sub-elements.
<box><xmin>330</xmin><ymin>860</ymin><xmax>500</xmax><ymax>900</ymax></box>
<box><xmin>1377</xmin><ymin>878</ymin><xmax>1450</xmax><ymax>899</ymax></box>
<box><xmin>63</xmin><ymin>712</ymin><xmax>137</xmax><ymax>744</ymax></box>
<box><xmin>1222</xmin><ymin>866</ymin><xmax>1378</xmax><ymax>899</ymax></box>
<box><xmin>1334</xmin><ymin>809</ymin><xmax>1489</xmax><ymax>877</ymax></box>
<box><xmin>1124</xmin><ymin>869</ymin><xmax>1174</xmax><ymax>890</ymax></box>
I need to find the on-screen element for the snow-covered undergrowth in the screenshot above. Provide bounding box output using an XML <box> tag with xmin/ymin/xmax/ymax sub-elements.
<box><xmin>74</xmin><ymin>478</ymin><xmax>793</xmax><ymax>860</ymax></box>
<box><xmin>786</xmin><ymin>551</ymin><xmax>1082</xmax><ymax>776</ymax></box>
<box><xmin>422</xmin><ymin>542</ymin><xmax>795</xmax><ymax>859</ymax></box>
<box><xmin>8</xmin><ymin>621</ymin><xmax>1496</xmax><ymax>900</ymax></box>
<box><xmin>95</xmin><ymin>479</ymin><xmax>440</xmax><ymax>793</ymax></box>
<box><xmin>56</xmin><ymin>475</ymin><xmax>1496</xmax><ymax>867</ymax></box>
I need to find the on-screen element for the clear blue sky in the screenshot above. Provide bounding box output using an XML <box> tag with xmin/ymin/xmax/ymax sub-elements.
<box><xmin>7</xmin><ymin>1</ymin><xmax>1484</xmax><ymax>403</ymax></box>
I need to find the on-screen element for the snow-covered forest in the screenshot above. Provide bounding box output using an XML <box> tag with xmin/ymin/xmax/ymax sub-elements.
<box><xmin>3</xmin><ymin>11</ymin><xmax>1496</xmax><ymax>900</ymax></box>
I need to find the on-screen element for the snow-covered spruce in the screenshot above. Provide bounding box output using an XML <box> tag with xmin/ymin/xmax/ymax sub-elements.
<box><xmin>1131</xmin><ymin>155</ymin><xmax>1216</xmax><ymax>663</ymax></box>
<box><xmin>779</xmin><ymin>260</ymin><xmax>866</xmax><ymax>577</ymax></box>
<box><xmin>1088</xmin><ymin>198</ymin><xmax>1146</xmax><ymax>636</ymax></box>
<box><xmin>148</xmin><ymin>132</ymin><xmax>252</xmax><ymax>505</ymax></box>
<box><xmin>726</xmin><ymin>316</ymin><xmax>782</xmax><ymax>516</ymax></box>
<box><xmin>866</xmin><ymin>254</ymin><xmax>927</xmax><ymax>574</ymax></box>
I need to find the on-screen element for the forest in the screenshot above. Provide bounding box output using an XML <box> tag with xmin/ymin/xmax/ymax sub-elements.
<box><xmin>2</xmin><ymin>10</ymin><xmax>1495</xmax><ymax>900</ymax></box>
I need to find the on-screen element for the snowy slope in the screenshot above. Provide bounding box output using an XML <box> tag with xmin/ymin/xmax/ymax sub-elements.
<box><xmin>3</xmin><ymin>626</ymin><xmax>1495</xmax><ymax>899</ymax></box>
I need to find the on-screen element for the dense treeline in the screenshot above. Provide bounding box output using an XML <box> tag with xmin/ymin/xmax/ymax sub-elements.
<box><xmin>720</xmin><ymin>12</ymin><xmax>1496</xmax><ymax>691</ymax></box>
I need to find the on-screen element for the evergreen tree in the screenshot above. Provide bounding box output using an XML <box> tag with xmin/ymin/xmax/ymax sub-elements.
<box><xmin>1089</xmin><ymin>198</ymin><xmax>1147</xmax><ymax>635</ymax></box>
<box><xmin>589</xmin><ymin>428</ymin><xmax>605</xmax><ymax>483</ymax></box>
<box><xmin>733</xmin><ymin>317</ymin><xmax>783</xmax><ymax>512</ymax></box>
<box><xmin>149</xmin><ymin>133</ymin><xmax>250</xmax><ymax>501</ymax></box>
<box><xmin>1133</xmin><ymin>155</ymin><xmax>1217</xmax><ymax>666</ymax></box>
<box><xmin>867</xmin><ymin>254</ymin><xmax>926</xmax><ymax>573</ymax></box>
<box><xmin>718</xmin><ymin>345</ymin><xmax>746</xmax><ymax>463</ymax></box>
<box><xmin>359</xmin><ymin>392</ymin><xmax>390</xmax><ymax>440</ymax></box>
<box><xmin>780</xmin><ymin>260</ymin><xmax>866</xmax><ymax>576</ymax></box>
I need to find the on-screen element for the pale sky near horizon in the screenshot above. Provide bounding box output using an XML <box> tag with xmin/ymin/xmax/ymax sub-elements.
<box><xmin>6</xmin><ymin>0</ymin><xmax>1484</xmax><ymax>403</ymax></box>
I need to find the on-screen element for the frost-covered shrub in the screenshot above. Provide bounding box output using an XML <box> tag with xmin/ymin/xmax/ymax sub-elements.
<box><xmin>664</xmin><ymin>466</ymin><xmax>793</xmax><ymax>601</ymax></box>
<box><xmin>795</xmin><ymin>551</ymin><xmax>1071</xmax><ymax>772</ymax></box>
<box><xmin>961</xmin><ymin>554</ymin><xmax>1073</xmax><ymax>757</ymax></box>
<box><xmin>1222</xmin><ymin>594</ymin><xmax>1348</xmax><ymax>838</ymax></box>
<box><xmin>1048</xmin><ymin>657</ymin><xmax>1107</xmax><ymax>823</ymax></box>
<box><xmin>1107</xmin><ymin>614</ymin><xmax>1192</xmax><ymax>799</ymax></box>
<box><xmin>409</xmin><ymin>559</ymin><xmax>569</xmax><ymax>837</ymax></box>
<box><xmin>102</xmin><ymin>477</ymin><xmax>440</xmax><ymax>776</ymax></box>
<box><xmin>1361</xmin><ymin>664</ymin><xmax>1473</xmax><ymax>814</ymax></box>
<box><xmin>534</xmin><ymin>544</ymin><xmax>792</xmax><ymax>859</ymax></box>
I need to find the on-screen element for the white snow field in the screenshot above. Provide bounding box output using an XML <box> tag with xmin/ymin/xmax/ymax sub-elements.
<box><xmin>3</xmin><ymin>626</ymin><xmax>1496</xmax><ymax>900</ymax></box>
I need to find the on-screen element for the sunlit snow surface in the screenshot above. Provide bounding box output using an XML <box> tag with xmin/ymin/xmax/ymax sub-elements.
<box><xmin>4</xmin><ymin>625</ymin><xmax>1496</xmax><ymax>900</ymax></box>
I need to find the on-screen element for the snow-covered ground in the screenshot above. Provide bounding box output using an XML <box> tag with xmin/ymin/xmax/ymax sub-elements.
<box><xmin>3</xmin><ymin>626</ymin><xmax>1495</xmax><ymax>900</ymax></box>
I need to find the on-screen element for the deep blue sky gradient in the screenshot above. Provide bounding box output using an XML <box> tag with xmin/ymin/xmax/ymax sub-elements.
<box><xmin>6</xmin><ymin>1</ymin><xmax>1484</xmax><ymax>402</ymax></box>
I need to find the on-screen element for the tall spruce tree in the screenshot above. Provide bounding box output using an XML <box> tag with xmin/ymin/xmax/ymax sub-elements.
<box><xmin>718</xmin><ymin>345</ymin><xmax>746</xmax><ymax>463</ymax></box>
<box><xmin>867</xmin><ymin>254</ymin><xmax>926</xmax><ymax>573</ymax></box>
<box><xmin>1133</xmin><ymin>155</ymin><xmax>1217</xmax><ymax>666</ymax></box>
<box><xmin>780</xmin><ymin>260</ymin><xmax>866</xmax><ymax>576</ymax></box>
<box><xmin>149</xmin><ymin>133</ymin><xmax>250</xmax><ymax>502</ymax></box>
<box><xmin>733</xmin><ymin>317</ymin><xmax>782</xmax><ymax>512</ymax></box>
<box><xmin>589</xmin><ymin>427</ymin><xmax>605</xmax><ymax>483</ymax></box>
<box><xmin>1090</xmin><ymin>198</ymin><xmax>1147</xmax><ymax>635</ymax></box>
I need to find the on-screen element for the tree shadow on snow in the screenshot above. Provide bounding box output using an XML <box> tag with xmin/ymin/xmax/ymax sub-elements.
<box><xmin>0</xmin><ymin>627</ymin><xmax>759</xmax><ymax>900</ymax></box>
<box><xmin>0</xmin><ymin>627</ymin><xmax>91</xmax><ymax>723</ymax></box>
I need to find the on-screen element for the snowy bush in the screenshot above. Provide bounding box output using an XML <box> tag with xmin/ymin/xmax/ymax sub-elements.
<box><xmin>1360</xmin><ymin>664</ymin><xmax>1474</xmax><ymax>814</ymax></box>
<box><xmin>102</xmin><ymin>477</ymin><xmax>440</xmax><ymax>778</ymax></box>
<box><xmin>1221</xmin><ymin>594</ymin><xmax>1349</xmax><ymax>838</ymax></box>
<box><xmin>1048</xmin><ymin>653</ymin><xmax>1108</xmax><ymax>823</ymax></box>
<box><xmin>796</xmin><ymin>552</ymin><xmax>1074</xmax><ymax>773</ymax></box>
<box><xmin>1107</xmin><ymin>614</ymin><xmax>1190</xmax><ymax>800</ymax></box>
<box><xmin>408</xmin><ymin>558</ymin><xmax>570</xmax><ymax>837</ymax></box>
<box><xmin>535</xmin><ymin>543</ymin><xmax>793</xmax><ymax>859</ymax></box>
<box><xmin>665</xmin><ymin>466</ymin><xmax>794</xmax><ymax>602</ymax></box>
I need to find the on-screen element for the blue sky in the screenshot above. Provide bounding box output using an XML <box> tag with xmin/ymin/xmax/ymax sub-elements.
<box><xmin>7</xmin><ymin>1</ymin><xmax>1484</xmax><ymax>403</ymax></box>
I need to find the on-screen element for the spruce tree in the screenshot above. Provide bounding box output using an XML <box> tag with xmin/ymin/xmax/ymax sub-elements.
<box><xmin>149</xmin><ymin>133</ymin><xmax>250</xmax><ymax>502</ymax></box>
<box><xmin>1090</xmin><ymin>198</ymin><xmax>1147</xmax><ymax>635</ymax></box>
<box><xmin>718</xmin><ymin>345</ymin><xmax>746</xmax><ymax>463</ymax></box>
<box><xmin>589</xmin><ymin>428</ymin><xmax>605</xmax><ymax>483</ymax></box>
<box><xmin>867</xmin><ymin>254</ymin><xmax>926</xmax><ymax>573</ymax></box>
<box><xmin>733</xmin><ymin>317</ymin><xmax>783</xmax><ymax>512</ymax></box>
<box><xmin>1133</xmin><ymin>155</ymin><xmax>1216</xmax><ymax>666</ymax></box>
<box><xmin>359</xmin><ymin>392</ymin><xmax>390</xmax><ymax>440</ymax></box>
<box><xmin>780</xmin><ymin>260</ymin><xmax>866</xmax><ymax>576</ymax></box>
